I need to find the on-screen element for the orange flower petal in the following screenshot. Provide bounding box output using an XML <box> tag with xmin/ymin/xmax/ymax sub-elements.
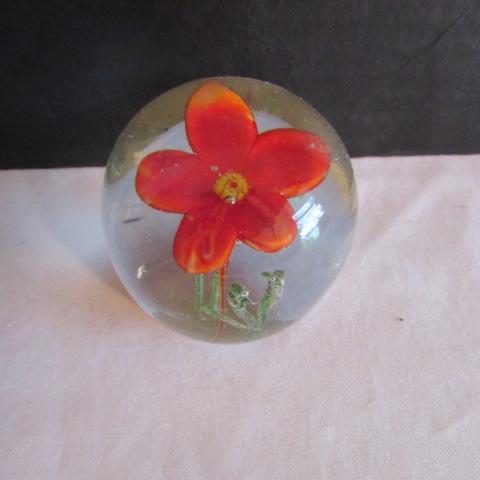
<box><xmin>135</xmin><ymin>150</ymin><xmax>215</xmax><ymax>213</ymax></box>
<box><xmin>173</xmin><ymin>196</ymin><xmax>237</xmax><ymax>274</ymax></box>
<box><xmin>233</xmin><ymin>190</ymin><xmax>297</xmax><ymax>253</ymax></box>
<box><xmin>185</xmin><ymin>81</ymin><xmax>258</xmax><ymax>173</ymax></box>
<box><xmin>244</xmin><ymin>129</ymin><xmax>331</xmax><ymax>198</ymax></box>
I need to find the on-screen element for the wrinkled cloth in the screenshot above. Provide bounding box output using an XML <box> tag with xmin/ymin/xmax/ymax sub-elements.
<box><xmin>1</xmin><ymin>156</ymin><xmax>479</xmax><ymax>479</ymax></box>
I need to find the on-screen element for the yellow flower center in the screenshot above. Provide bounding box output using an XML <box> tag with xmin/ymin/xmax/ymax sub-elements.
<box><xmin>213</xmin><ymin>172</ymin><xmax>249</xmax><ymax>204</ymax></box>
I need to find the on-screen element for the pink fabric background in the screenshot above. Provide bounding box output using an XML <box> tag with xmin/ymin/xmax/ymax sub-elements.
<box><xmin>1</xmin><ymin>156</ymin><xmax>479</xmax><ymax>479</ymax></box>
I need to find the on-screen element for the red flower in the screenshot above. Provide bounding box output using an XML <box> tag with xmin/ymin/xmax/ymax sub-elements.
<box><xmin>135</xmin><ymin>81</ymin><xmax>331</xmax><ymax>274</ymax></box>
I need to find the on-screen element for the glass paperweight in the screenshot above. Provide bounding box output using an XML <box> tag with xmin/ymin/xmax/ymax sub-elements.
<box><xmin>102</xmin><ymin>77</ymin><xmax>357</xmax><ymax>343</ymax></box>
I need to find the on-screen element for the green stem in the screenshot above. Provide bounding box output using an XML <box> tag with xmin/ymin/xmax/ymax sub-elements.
<box><xmin>209</xmin><ymin>270</ymin><xmax>221</xmax><ymax>312</ymax></box>
<box><xmin>201</xmin><ymin>307</ymin><xmax>253</xmax><ymax>330</ymax></box>
<box><xmin>195</xmin><ymin>270</ymin><xmax>284</xmax><ymax>334</ymax></box>
<box><xmin>194</xmin><ymin>274</ymin><xmax>204</xmax><ymax>312</ymax></box>
<box><xmin>256</xmin><ymin>271</ymin><xmax>285</xmax><ymax>329</ymax></box>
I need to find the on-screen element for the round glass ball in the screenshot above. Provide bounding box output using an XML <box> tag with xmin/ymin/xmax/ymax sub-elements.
<box><xmin>102</xmin><ymin>77</ymin><xmax>357</xmax><ymax>343</ymax></box>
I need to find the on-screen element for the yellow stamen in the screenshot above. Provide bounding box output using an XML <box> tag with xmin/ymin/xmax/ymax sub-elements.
<box><xmin>213</xmin><ymin>172</ymin><xmax>249</xmax><ymax>204</ymax></box>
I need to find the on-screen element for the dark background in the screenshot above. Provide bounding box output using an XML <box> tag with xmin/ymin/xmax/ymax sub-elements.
<box><xmin>1</xmin><ymin>0</ymin><xmax>479</xmax><ymax>169</ymax></box>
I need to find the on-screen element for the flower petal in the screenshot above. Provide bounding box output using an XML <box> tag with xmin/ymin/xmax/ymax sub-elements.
<box><xmin>185</xmin><ymin>81</ymin><xmax>258</xmax><ymax>172</ymax></box>
<box><xmin>233</xmin><ymin>190</ymin><xmax>297</xmax><ymax>253</ymax></box>
<box><xmin>135</xmin><ymin>150</ymin><xmax>215</xmax><ymax>213</ymax></box>
<box><xmin>244</xmin><ymin>129</ymin><xmax>331</xmax><ymax>198</ymax></box>
<box><xmin>173</xmin><ymin>196</ymin><xmax>237</xmax><ymax>274</ymax></box>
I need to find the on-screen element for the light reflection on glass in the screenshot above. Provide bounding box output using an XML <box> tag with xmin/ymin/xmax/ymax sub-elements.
<box><xmin>294</xmin><ymin>198</ymin><xmax>325</xmax><ymax>240</ymax></box>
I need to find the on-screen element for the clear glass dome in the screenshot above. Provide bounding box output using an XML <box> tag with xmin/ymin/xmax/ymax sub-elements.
<box><xmin>102</xmin><ymin>76</ymin><xmax>357</xmax><ymax>343</ymax></box>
